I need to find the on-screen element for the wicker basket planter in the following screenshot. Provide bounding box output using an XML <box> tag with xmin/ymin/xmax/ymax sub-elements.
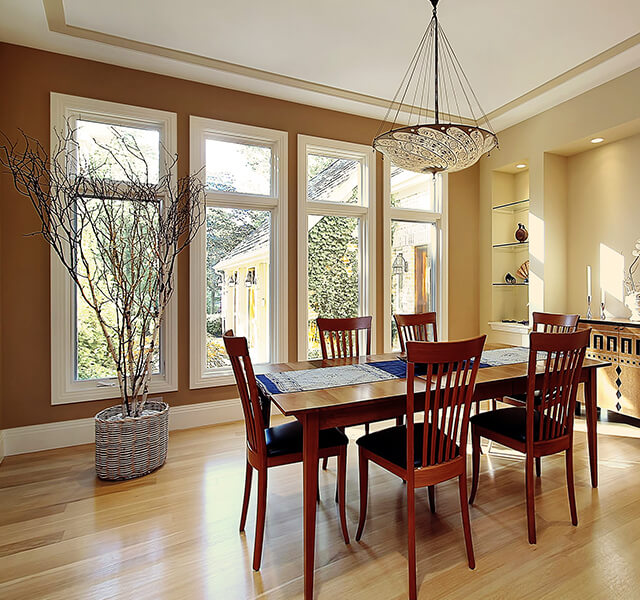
<box><xmin>95</xmin><ymin>400</ymin><xmax>169</xmax><ymax>481</ymax></box>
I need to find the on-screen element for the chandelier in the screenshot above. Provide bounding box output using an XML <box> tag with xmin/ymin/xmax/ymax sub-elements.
<box><xmin>373</xmin><ymin>0</ymin><xmax>498</xmax><ymax>174</ymax></box>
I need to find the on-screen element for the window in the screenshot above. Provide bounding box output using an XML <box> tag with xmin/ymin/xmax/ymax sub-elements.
<box><xmin>190</xmin><ymin>117</ymin><xmax>287</xmax><ymax>387</ymax></box>
<box><xmin>297</xmin><ymin>136</ymin><xmax>376</xmax><ymax>359</ymax></box>
<box><xmin>50</xmin><ymin>93</ymin><xmax>178</xmax><ymax>404</ymax></box>
<box><xmin>383</xmin><ymin>165</ymin><xmax>448</xmax><ymax>351</ymax></box>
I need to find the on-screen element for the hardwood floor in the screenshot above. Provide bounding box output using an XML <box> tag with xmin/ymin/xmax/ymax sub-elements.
<box><xmin>1</xmin><ymin>415</ymin><xmax>640</xmax><ymax>599</ymax></box>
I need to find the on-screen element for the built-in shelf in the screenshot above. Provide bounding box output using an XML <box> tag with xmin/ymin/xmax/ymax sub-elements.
<box><xmin>492</xmin><ymin>199</ymin><xmax>530</xmax><ymax>213</ymax></box>
<box><xmin>492</xmin><ymin>282</ymin><xmax>529</xmax><ymax>286</ymax></box>
<box><xmin>492</xmin><ymin>241</ymin><xmax>529</xmax><ymax>250</ymax></box>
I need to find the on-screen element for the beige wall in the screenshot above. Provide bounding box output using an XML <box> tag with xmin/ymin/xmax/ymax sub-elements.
<box><xmin>479</xmin><ymin>67</ymin><xmax>640</xmax><ymax>335</ymax></box>
<box><xmin>0</xmin><ymin>42</ymin><xmax>477</xmax><ymax>428</ymax></box>
<box><xmin>567</xmin><ymin>133</ymin><xmax>640</xmax><ymax>318</ymax></box>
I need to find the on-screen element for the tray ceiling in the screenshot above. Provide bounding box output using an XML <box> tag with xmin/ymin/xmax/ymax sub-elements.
<box><xmin>1</xmin><ymin>0</ymin><xmax>639</xmax><ymax>130</ymax></box>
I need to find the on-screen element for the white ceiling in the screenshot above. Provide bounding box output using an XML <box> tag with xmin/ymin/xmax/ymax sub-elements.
<box><xmin>1</xmin><ymin>0</ymin><xmax>639</xmax><ymax>130</ymax></box>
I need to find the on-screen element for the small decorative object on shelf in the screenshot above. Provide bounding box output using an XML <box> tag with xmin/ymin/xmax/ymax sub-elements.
<box><xmin>516</xmin><ymin>259</ymin><xmax>529</xmax><ymax>283</ymax></box>
<box><xmin>624</xmin><ymin>239</ymin><xmax>640</xmax><ymax>322</ymax></box>
<box><xmin>515</xmin><ymin>223</ymin><xmax>529</xmax><ymax>242</ymax></box>
<box><xmin>504</xmin><ymin>272</ymin><xmax>517</xmax><ymax>284</ymax></box>
<box><xmin>600</xmin><ymin>288</ymin><xmax>606</xmax><ymax>320</ymax></box>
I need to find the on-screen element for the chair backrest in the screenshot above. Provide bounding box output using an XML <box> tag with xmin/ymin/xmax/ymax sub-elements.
<box><xmin>394</xmin><ymin>312</ymin><xmax>438</xmax><ymax>352</ymax></box>
<box><xmin>405</xmin><ymin>335</ymin><xmax>486</xmax><ymax>471</ymax></box>
<box><xmin>532</xmin><ymin>312</ymin><xmax>579</xmax><ymax>333</ymax></box>
<box><xmin>316</xmin><ymin>316</ymin><xmax>372</xmax><ymax>359</ymax></box>
<box><xmin>526</xmin><ymin>329</ymin><xmax>590</xmax><ymax>445</ymax></box>
<box><xmin>223</xmin><ymin>330</ymin><xmax>266</xmax><ymax>456</ymax></box>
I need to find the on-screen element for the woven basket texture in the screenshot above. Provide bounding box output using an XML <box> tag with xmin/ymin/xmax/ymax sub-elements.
<box><xmin>95</xmin><ymin>400</ymin><xmax>169</xmax><ymax>480</ymax></box>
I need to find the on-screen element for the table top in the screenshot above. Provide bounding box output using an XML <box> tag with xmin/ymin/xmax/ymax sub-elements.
<box><xmin>264</xmin><ymin>351</ymin><xmax>610</xmax><ymax>417</ymax></box>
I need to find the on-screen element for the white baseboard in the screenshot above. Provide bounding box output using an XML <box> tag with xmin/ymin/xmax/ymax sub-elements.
<box><xmin>0</xmin><ymin>398</ymin><xmax>243</xmax><ymax>459</ymax></box>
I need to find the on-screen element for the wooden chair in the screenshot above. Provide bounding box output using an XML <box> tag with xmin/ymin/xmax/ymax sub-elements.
<box><xmin>394</xmin><ymin>311</ymin><xmax>438</xmax><ymax>352</ymax></box>
<box><xmin>317</xmin><ymin>316</ymin><xmax>372</xmax><ymax>359</ymax></box>
<box><xmin>497</xmin><ymin>312</ymin><xmax>580</xmax><ymax>475</ymax></box>
<box><xmin>222</xmin><ymin>330</ymin><xmax>350</xmax><ymax>571</ymax></box>
<box><xmin>317</xmin><ymin>316</ymin><xmax>373</xmax><ymax>470</ymax></box>
<box><xmin>469</xmin><ymin>329</ymin><xmax>590</xmax><ymax>544</ymax></box>
<box><xmin>355</xmin><ymin>335</ymin><xmax>486</xmax><ymax>600</ymax></box>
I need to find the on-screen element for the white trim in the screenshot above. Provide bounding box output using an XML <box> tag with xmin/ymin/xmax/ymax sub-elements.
<box><xmin>189</xmin><ymin>117</ymin><xmax>288</xmax><ymax>388</ymax></box>
<box><xmin>382</xmin><ymin>163</ymin><xmax>448</xmax><ymax>351</ymax></box>
<box><xmin>297</xmin><ymin>135</ymin><xmax>376</xmax><ymax>360</ymax></box>
<box><xmin>0</xmin><ymin>399</ymin><xmax>245</xmax><ymax>457</ymax></box>
<box><xmin>0</xmin><ymin>430</ymin><xmax>5</xmax><ymax>464</ymax></box>
<box><xmin>49</xmin><ymin>93</ymin><xmax>179</xmax><ymax>405</ymax></box>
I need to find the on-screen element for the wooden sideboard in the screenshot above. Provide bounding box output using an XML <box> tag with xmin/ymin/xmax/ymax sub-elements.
<box><xmin>579</xmin><ymin>318</ymin><xmax>640</xmax><ymax>419</ymax></box>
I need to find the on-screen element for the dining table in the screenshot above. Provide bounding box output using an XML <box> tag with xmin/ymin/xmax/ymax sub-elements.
<box><xmin>258</xmin><ymin>348</ymin><xmax>610</xmax><ymax>600</ymax></box>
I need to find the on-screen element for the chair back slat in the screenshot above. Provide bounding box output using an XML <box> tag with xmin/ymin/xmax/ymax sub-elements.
<box><xmin>394</xmin><ymin>312</ymin><xmax>438</xmax><ymax>352</ymax></box>
<box><xmin>223</xmin><ymin>330</ymin><xmax>266</xmax><ymax>456</ymax></box>
<box><xmin>317</xmin><ymin>316</ymin><xmax>372</xmax><ymax>359</ymax></box>
<box><xmin>526</xmin><ymin>329</ymin><xmax>590</xmax><ymax>445</ymax></box>
<box><xmin>405</xmin><ymin>336</ymin><xmax>486</xmax><ymax>472</ymax></box>
<box><xmin>532</xmin><ymin>312</ymin><xmax>579</xmax><ymax>333</ymax></box>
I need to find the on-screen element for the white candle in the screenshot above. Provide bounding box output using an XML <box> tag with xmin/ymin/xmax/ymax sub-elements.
<box><xmin>587</xmin><ymin>266</ymin><xmax>592</xmax><ymax>298</ymax></box>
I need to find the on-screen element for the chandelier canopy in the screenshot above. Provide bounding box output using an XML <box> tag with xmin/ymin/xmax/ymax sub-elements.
<box><xmin>373</xmin><ymin>0</ymin><xmax>498</xmax><ymax>174</ymax></box>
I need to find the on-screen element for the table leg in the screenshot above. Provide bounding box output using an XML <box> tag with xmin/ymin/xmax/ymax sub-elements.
<box><xmin>584</xmin><ymin>371</ymin><xmax>598</xmax><ymax>488</ymax></box>
<box><xmin>302</xmin><ymin>412</ymin><xmax>320</xmax><ymax>599</ymax></box>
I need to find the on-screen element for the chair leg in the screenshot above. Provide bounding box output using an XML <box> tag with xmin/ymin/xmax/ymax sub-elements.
<box><xmin>535</xmin><ymin>457</ymin><xmax>541</xmax><ymax>477</ymax></box>
<box><xmin>525</xmin><ymin>453</ymin><xmax>536</xmax><ymax>544</ymax></box>
<box><xmin>253</xmin><ymin>468</ymin><xmax>268</xmax><ymax>570</ymax></box>
<box><xmin>427</xmin><ymin>485</ymin><xmax>436</xmax><ymax>513</ymax></box>
<box><xmin>365</xmin><ymin>423</ymin><xmax>370</xmax><ymax>435</ymax></box>
<box><xmin>355</xmin><ymin>449</ymin><xmax>369</xmax><ymax>541</ymax></box>
<box><xmin>322</xmin><ymin>457</ymin><xmax>329</xmax><ymax>470</ymax></box>
<box><xmin>407</xmin><ymin>483</ymin><xmax>417</xmax><ymax>600</ymax></box>
<box><xmin>396</xmin><ymin>416</ymin><xmax>404</xmax><ymax>426</ymax></box>
<box><xmin>458</xmin><ymin>474</ymin><xmax>476</xmax><ymax>569</ymax></box>
<box><xmin>240</xmin><ymin>460</ymin><xmax>253</xmax><ymax>532</ymax></box>
<box><xmin>469</xmin><ymin>429</ymin><xmax>481</xmax><ymax>504</ymax></box>
<box><xmin>566</xmin><ymin>447</ymin><xmax>578</xmax><ymax>526</ymax></box>
<box><xmin>475</xmin><ymin>399</ymin><xmax>480</xmax><ymax>415</ymax></box>
<box><xmin>491</xmin><ymin>399</ymin><xmax>497</xmax><ymax>411</ymax></box>
<box><xmin>337</xmin><ymin>448</ymin><xmax>350</xmax><ymax>544</ymax></box>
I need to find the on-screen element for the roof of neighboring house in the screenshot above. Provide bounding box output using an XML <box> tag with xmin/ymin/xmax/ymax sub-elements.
<box><xmin>215</xmin><ymin>220</ymin><xmax>270</xmax><ymax>268</ymax></box>
<box><xmin>307</xmin><ymin>158</ymin><xmax>356</xmax><ymax>202</ymax></box>
<box><xmin>214</xmin><ymin>159</ymin><xmax>356</xmax><ymax>269</ymax></box>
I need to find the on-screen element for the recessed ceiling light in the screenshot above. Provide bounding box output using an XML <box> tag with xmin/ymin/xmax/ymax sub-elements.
<box><xmin>591</xmin><ymin>137</ymin><xmax>604</xmax><ymax>144</ymax></box>
<box><xmin>516</xmin><ymin>163</ymin><xmax>527</xmax><ymax>169</ymax></box>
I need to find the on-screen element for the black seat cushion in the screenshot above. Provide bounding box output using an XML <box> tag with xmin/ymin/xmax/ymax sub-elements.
<box><xmin>470</xmin><ymin>406</ymin><xmax>565</xmax><ymax>442</ymax></box>
<box><xmin>356</xmin><ymin>425</ymin><xmax>459</xmax><ymax>469</ymax></box>
<box><xmin>265</xmin><ymin>421</ymin><xmax>348</xmax><ymax>457</ymax></box>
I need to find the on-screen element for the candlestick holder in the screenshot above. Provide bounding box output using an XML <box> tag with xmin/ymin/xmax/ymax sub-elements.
<box><xmin>600</xmin><ymin>300</ymin><xmax>606</xmax><ymax>320</ymax></box>
<box><xmin>586</xmin><ymin>295</ymin><xmax>592</xmax><ymax>320</ymax></box>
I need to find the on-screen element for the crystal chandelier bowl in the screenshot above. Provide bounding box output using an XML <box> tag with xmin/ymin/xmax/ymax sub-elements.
<box><xmin>374</xmin><ymin>124</ymin><xmax>498</xmax><ymax>174</ymax></box>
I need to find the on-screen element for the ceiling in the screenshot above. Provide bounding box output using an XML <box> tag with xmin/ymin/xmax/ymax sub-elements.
<box><xmin>1</xmin><ymin>0</ymin><xmax>639</xmax><ymax>131</ymax></box>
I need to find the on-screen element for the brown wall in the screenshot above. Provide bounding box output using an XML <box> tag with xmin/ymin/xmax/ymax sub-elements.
<box><xmin>0</xmin><ymin>42</ymin><xmax>478</xmax><ymax>429</ymax></box>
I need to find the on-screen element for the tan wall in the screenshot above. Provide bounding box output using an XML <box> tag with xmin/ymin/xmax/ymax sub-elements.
<box><xmin>479</xmin><ymin>67</ymin><xmax>640</xmax><ymax>335</ymax></box>
<box><xmin>566</xmin><ymin>133</ymin><xmax>640</xmax><ymax>318</ymax></box>
<box><xmin>0</xmin><ymin>42</ymin><xmax>476</xmax><ymax>428</ymax></box>
<box><xmin>448</xmin><ymin>163</ymin><xmax>480</xmax><ymax>340</ymax></box>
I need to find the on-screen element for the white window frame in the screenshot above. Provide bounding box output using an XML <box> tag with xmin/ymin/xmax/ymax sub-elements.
<box><xmin>297</xmin><ymin>135</ymin><xmax>376</xmax><ymax>360</ymax></box>
<box><xmin>50</xmin><ymin>93</ymin><xmax>178</xmax><ymax>405</ymax></box>
<box><xmin>189</xmin><ymin>117</ymin><xmax>288</xmax><ymax>388</ymax></box>
<box><xmin>382</xmin><ymin>163</ymin><xmax>449</xmax><ymax>351</ymax></box>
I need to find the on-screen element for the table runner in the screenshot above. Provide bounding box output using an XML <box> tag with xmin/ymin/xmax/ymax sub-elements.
<box><xmin>257</xmin><ymin>347</ymin><xmax>536</xmax><ymax>395</ymax></box>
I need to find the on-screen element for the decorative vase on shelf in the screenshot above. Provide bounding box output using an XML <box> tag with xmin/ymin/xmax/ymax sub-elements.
<box><xmin>515</xmin><ymin>223</ymin><xmax>528</xmax><ymax>242</ymax></box>
<box><xmin>625</xmin><ymin>292</ymin><xmax>640</xmax><ymax>322</ymax></box>
<box><xmin>504</xmin><ymin>272</ymin><xmax>516</xmax><ymax>284</ymax></box>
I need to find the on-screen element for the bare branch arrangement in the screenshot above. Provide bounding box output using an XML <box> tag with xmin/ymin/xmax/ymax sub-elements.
<box><xmin>0</xmin><ymin>125</ymin><xmax>205</xmax><ymax>418</ymax></box>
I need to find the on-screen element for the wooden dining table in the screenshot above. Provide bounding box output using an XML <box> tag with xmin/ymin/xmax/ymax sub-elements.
<box><xmin>260</xmin><ymin>350</ymin><xmax>610</xmax><ymax>600</ymax></box>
